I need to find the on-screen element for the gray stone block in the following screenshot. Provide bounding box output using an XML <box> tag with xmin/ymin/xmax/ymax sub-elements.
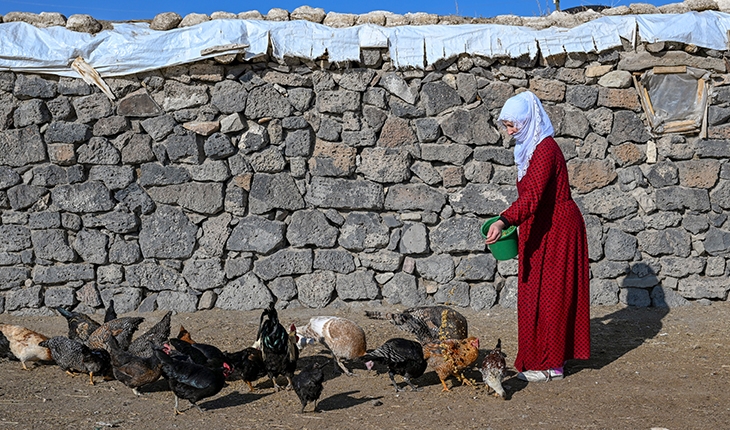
<box><xmin>248</xmin><ymin>147</ymin><xmax>286</xmax><ymax>173</ymax></box>
<box><xmin>608</xmin><ymin>110</ymin><xmax>651</xmax><ymax>144</ymax></box>
<box><xmin>115</xmin><ymin>183</ymin><xmax>155</xmax><ymax>215</ymax></box>
<box><xmin>455</xmin><ymin>254</ymin><xmax>496</xmax><ymax>281</ymax></box>
<box><xmin>140</xmin><ymin>114</ymin><xmax>177</xmax><ymax>141</ymax></box>
<box><xmin>637</xmin><ymin>228</ymin><xmax>691</xmax><ymax>258</ymax></box>
<box><xmin>284</xmin><ymin>129</ymin><xmax>313</xmax><ymax>157</ymax></box>
<box><xmin>77</xmin><ymin>137</ymin><xmax>121</xmax><ymax>164</ymax></box>
<box><xmin>93</xmin><ymin>115</ymin><xmax>129</xmax><ymax>136</ymax></box>
<box><xmin>398</xmin><ymin>222</ymin><xmax>429</xmax><ymax>254</ymax></box>
<box><xmin>430</xmin><ymin>216</ymin><xmax>485</xmax><ymax>254</ymax></box>
<box><xmin>415</xmin><ymin>254</ymin><xmax>454</xmax><ymax>283</ymax></box>
<box><xmin>30</xmin><ymin>165</ymin><xmax>71</xmax><ymax>187</ymax></box>
<box><xmin>245</xmin><ymin>84</ymin><xmax>292</xmax><ymax>119</ymax></box>
<box><xmin>227</xmin><ymin>215</ymin><xmax>285</xmax><ymax>255</ymax></box>
<box><xmin>97</xmin><ymin>265</ymin><xmax>123</xmax><ymax>284</ymax></box>
<box><xmin>72</xmin><ymin>93</ymin><xmax>113</xmax><ymax>123</ymax></box>
<box><xmin>7</xmin><ymin>184</ymin><xmax>48</xmax><ymax>210</ymax></box>
<box><xmin>89</xmin><ymin>165</ymin><xmax>134</xmax><ymax>190</ymax></box>
<box><xmin>420</xmin><ymin>81</ymin><xmax>461</xmax><ymax>116</ymax></box>
<box><xmin>421</xmin><ymin>143</ymin><xmax>473</xmax><ymax>165</ymax></box>
<box><xmin>604</xmin><ymin>228</ymin><xmax>637</xmax><ymax>261</ymax></box>
<box><xmin>14</xmin><ymin>99</ymin><xmax>51</xmax><ymax>127</ymax></box>
<box><xmin>248</xmin><ymin>172</ymin><xmax>305</xmax><ymax>214</ymax></box>
<box><xmin>1</xmin><ymin>126</ymin><xmax>47</xmax><ymax>166</ymax></box>
<box><xmin>619</xmin><ymin>287</ymin><xmax>652</xmax><ymax>307</ymax></box>
<box><xmin>139</xmin><ymin>205</ymin><xmax>197</xmax><ymax>259</ymax></box>
<box><xmin>125</xmin><ymin>261</ymin><xmax>186</xmax><ymax>291</ymax></box>
<box><xmin>31</xmin><ymin>229</ymin><xmax>75</xmax><ymax>262</ymax></box>
<box><xmin>138</xmin><ymin>163</ymin><xmax>191</xmax><ymax>187</ymax></box>
<box><xmin>268</xmin><ymin>277</ymin><xmax>298</xmax><ymax>301</ymax></box>
<box><xmin>449</xmin><ymin>183</ymin><xmax>517</xmax><ymax>215</ymax></box>
<box><xmin>578</xmin><ymin>186</ymin><xmax>639</xmax><ymax>220</ymax></box>
<box><xmin>651</xmin><ymin>285</ymin><xmax>690</xmax><ymax>308</ymax></box>
<box><xmin>470</xmin><ymin>282</ymin><xmax>497</xmax><ymax>310</ymax></box>
<box><xmin>296</xmin><ymin>270</ymin><xmax>336</xmax><ymax>308</ymax></box>
<box><xmin>14</xmin><ymin>74</ymin><xmax>56</xmax><ymax>99</ymax></box>
<box><xmin>655</xmin><ymin>187</ymin><xmax>710</xmax><ymax>212</ymax></box>
<box><xmin>0</xmin><ymin>166</ymin><xmax>21</xmax><ymax>190</ymax></box>
<box><xmin>358</xmin><ymin>147</ymin><xmax>411</xmax><ymax>183</ymax></box>
<box><xmin>316</xmin><ymin>90</ymin><xmax>360</xmax><ymax>113</ymax></box>
<box><xmin>338</xmin><ymin>212</ymin><xmax>390</xmax><ymax>251</ymax></box>
<box><xmin>566</xmin><ymin>85</ymin><xmax>598</xmax><ymax>109</ymax></box>
<box><xmin>204</xmin><ymin>133</ymin><xmax>237</xmax><ymax>159</ymax></box>
<box><xmin>28</xmin><ymin>212</ymin><xmax>61</xmax><ymax>230</ymax></box>
<box><xmin>335</xmin><ymin>269</ymin><xmax>378</xmax><ymax>300</ymax></box>
<box><xmin>703</xmin><ymin>227</ymin><xmax>730</xmax><ymax>256</ymax></box>
<box><xmin>155</xmin><ymin>290</ymin><xmax>197</xmax><ymax>313</ymax></box>
<box><xmin>32</xmin><ymin>264</ymin><xmax>94</xmax><ymax>284</ymax></box>
<box><xmin>0</xmin><ymin>267</ymin><xmax>30</xmax><ymax>288</ymax></box>
<box><xmin>434</xmin><ymin>280</ymin><xmax>470</xmax><ymax>307</ymax></box>
<box><xmin>182</xmin><ymin>259</ymin><xmax>226</xmax><ymax>291</ymax></box>
<box><xmin>590</xmin><ymin>279</ymin><xmax>619</xmax><ymax>305</ymax></box>
<box><xmin>253</xmin><ymin>248</ymin><xmax>313</xmax><ymax>281</ymax></box>
<box><xmin>217</xmin><ymin>273</ymin><xmax>273</xmax><ymax>310</ymax></box>
<box><xmin>211</xmin><ymin>80</ymin><xmax>247</xmax><ymax>114</ymax></box>
<box><xmin>314</xmin><ymin>249</ymin><xmax>355</xmax><ymax>273</ymax></box>
<box><xmin>100</xmin><ymin>287</ymin><xmax>143</xmax><ymax>314</ymax></box>
<box><xmin>385</xmin><ymin>184</ymin><xmax>446</xmax><ymax>212</ymax></box>
<box><xmin>287</xmin><ymin>209</ymin><xmax>339</xmax><ymax>248</ymax></box>
<box><xmin>121</xmin><ymin>134</ymin><xmax>156</xmax><ymax>164</ymax></box>
<box><xmin>51</xmin><ymin>182</ymin><xmax>114</xmax><ymax>213</ymax></box>
<box><xmin>359</xmin><ymin>249</ymin><xmax>403</xmax><ymax>271</ymax></box>
<box><xmin>72</xmin><ymin>229</ymin><xmax>109</xmax><ymax>264</ymax></box>
<box><xmin>382</xmin><ymin>272</ymin><xmax>425</xmax><ymax>307</ymax></box>
<box><xmin>44</xmin><ymin>286</ymin><xmax>75</xmax><ymax>307</ymax></box>
<box><xmin>165</xmin><ymin>132</ymin><xmax>201</xmax><ymax>164</ymax></box>
<box><xmin>6</xmin><ymin>286</ymin><xmax>42</xmax><ymax>311</ymax></box>
<box><xmin>678</xmin><ymin>274</ymin><xmax>730</xmax><ymax>299</ymax></box>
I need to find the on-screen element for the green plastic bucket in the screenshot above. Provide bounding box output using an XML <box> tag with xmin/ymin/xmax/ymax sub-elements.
<box><xmin>480</xmin><ymin>216</ymin><xmax>518</xmax><ymax>260</ymax></box>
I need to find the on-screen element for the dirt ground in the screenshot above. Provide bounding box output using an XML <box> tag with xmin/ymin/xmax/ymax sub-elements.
<box><xmin>1</xmin><ymin>301</ymin><xmax>729</xmax><ymax>430</ymax></box>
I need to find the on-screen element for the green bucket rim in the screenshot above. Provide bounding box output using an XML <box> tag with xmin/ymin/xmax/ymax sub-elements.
<box><xmin>480</xmin><ymin>216</ymin><xmax>518</xmax><ymax>260</ymax></box>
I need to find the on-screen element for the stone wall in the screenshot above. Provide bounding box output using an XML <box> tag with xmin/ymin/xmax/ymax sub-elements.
<box><xmin>1</xmin><ymin>38</ymin><xmax>729</xmax><ymax>316</ymax></box>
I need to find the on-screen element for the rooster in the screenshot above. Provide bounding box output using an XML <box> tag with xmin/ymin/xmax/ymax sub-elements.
<box><xmin>255</xmin><ymin>302</ymin><xmax>298</xmax><ymax>391</ymax></box>
<box><xmin>39</xmin><ymin>336</ymin><xmax>111</xmax><ymax>385</ymax></box>
<box><xmin>126</xmin><ymin>311</ymin><xmax>172</xmax><ymax>358</ymax></box>
<box><xmin>423</xmin><ymin>336</ymin><xmax>480</xmax><ymax>392</ymax></box>
<box><xmin>56</xmin><ymin>306</ymin><xmax>101</xmax><ymax>344</ymax></box>
<box><xmin>293</xmin><ymin>362</ymin><xmax>325</xmax><ymax>413</ymax></box>
<box><xmin>480</xmin><ymin>338</ymin><xmax>507</xmax><ymax>399</ymax></box>
<box><xmin>365</xmin><ymin>306</ymin><xmax>468</xmax><ymax>344</ymax></box>
<box><xmin>154</xmin><ymin>348</ymin><xmax>232</xmax><ymax>415</ymax></box>
<box><xmin>362</xmin><ymin>338</ymin><xmax>427</xmax><ymax>392</ymax></box>
<box><xmin>296</xmin><ymin>316</ymin><xmax>366</xmax><ymax>375</ymax></box>
<box><xmin>0</xmin><ymin>324</ymin><xmax>53</xmax><ymax>370</ymax></box>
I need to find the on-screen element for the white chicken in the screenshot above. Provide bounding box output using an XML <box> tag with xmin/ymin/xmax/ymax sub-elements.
<box><xmin>296</xmin><ymin>316</ymin><xmax>367</xmax><ymax>375</ymax></box>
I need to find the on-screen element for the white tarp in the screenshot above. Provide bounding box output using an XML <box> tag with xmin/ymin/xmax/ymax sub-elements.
<box><xmin>0</xmin><ymin>11</ymin><xmax>729</xmax><ymax>77</ymax></box>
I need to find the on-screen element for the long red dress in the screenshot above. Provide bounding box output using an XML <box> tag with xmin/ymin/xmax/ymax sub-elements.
<box><xmin>501</xmin><ymin>136</ymin><xmax>590</xmax><ymax>372</ymax></box>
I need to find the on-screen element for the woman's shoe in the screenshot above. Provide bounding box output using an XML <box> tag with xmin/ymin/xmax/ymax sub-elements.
<box><xmin>516</xmin><ymin>368</ymin><xmax>564</xmax><ymax>382</ymax></box>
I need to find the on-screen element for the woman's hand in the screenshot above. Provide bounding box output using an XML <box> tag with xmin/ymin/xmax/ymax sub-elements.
<box><xmin>485</xmin><ymin>219</ymin><xmax>506</xmax><ymax>245</ymax></box>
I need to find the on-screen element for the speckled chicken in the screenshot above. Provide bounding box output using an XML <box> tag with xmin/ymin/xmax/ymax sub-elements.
<box><xmin>56</xmin><ymin>306</ymin><xmax>101</xmax><ymax>344</ymax></box>
<box><xmin>362</xmin><ymin>338</ymin><xmax>427</xmax><ymax>392</ymax></box>
<box><xmin>480</xmin><ymin>338</ymin><xmax>507</xmax><ymax>399</ymax></box>
<box><xmin>0</xmin><ymin>324</ymin><xmax>53</xmax><ymax>370</ymax></box>
<box><xmin>422</xmin><ymin>336</ymin><xmax>480</xmax><ymax>392</ymax></box>
<box><xmin>296</xmin><ymin>316</ymin><xmax>367</xmax><ymax>375</ymax></box>
<box><xmin>39</xmin><ymin>336</ymin><xmax>111</xmax><ymax>385</ymax></box>
<box><xmin>126</xmin><ymin>311</ymin><xmax>172</xmax><ymax>358</ymax></box>
<box><xmin>87</xmin><ymin>316</ymin><xmax>144</xmax><ymax>351</ymax></box>
<box><xmin>365</xmin><ymin>306</ymin><xmax>468</xmax><ymax>344</ymax></box>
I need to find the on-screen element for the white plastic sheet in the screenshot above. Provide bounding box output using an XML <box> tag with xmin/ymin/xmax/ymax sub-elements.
<box><xmin>0</xmin><ymin>11</ymin><xmax>729</xmax><ymax>77</ymax></box>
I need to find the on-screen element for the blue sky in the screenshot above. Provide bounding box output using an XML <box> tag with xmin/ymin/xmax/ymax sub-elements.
<box><xmin>1</xmin><ymin>0</ymin><xmax>676</xmax><ymax>22</ymax></box>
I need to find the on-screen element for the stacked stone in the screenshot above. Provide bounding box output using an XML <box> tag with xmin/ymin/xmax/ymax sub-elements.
<box><xmin>0</xmin><ymin>0</ymin><xmax>726</xmax><ymax>33</ymax></box>
<box><xmin>1</xmin><ymin>37</ymin><xmax>729</xmax><ymax>316</ymax></box>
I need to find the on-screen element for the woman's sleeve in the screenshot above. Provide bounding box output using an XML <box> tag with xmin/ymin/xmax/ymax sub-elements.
<box><xmin>501</xmin><ymin>140</ymin><xmax>557</xmax><ymax>227</ymax></box>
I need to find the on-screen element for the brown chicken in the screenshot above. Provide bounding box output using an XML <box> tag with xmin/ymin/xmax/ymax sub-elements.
<box><xmin>296</xmin><ymin>316</ymin><xmax>366</xmax><ymax>375</ymax></box>
<box><xmin>105</xmin><ymin>335</ymin><xmax>162</xmax><ymax>396</ymax></box>
<box><xmin>422</xmin><ymin>336</ymin><xmax>480</xmax><ymax>392</ymax></box>
<box><xmin>55</xmin><ymin>306</ymin><xmax>101</xmax><ymax>344</ymax></box>
<box><xmin>480</xmin><ymin>338</ymin><xmax>507</xmax><ymax>399</ymax></box>
<box><xmin>0</xmin><ymin>324</ymin><xmax>53</xmax><ymax>370</ymax></box>
<box><xmin>176</xmin><ymin>325</ymin><xmax>195</xmax><ymax>344</ymax></box>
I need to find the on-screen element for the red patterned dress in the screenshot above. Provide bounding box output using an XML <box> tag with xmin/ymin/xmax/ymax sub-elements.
<box><xmin>501</xmin><ymin>136</ymin><xmax>591</xmax><ymax>372</ymax></box>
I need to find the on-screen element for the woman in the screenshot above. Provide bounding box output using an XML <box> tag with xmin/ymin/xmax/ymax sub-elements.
<box><xmin>485</xmin><ymin>91</ymin><xmax>590</xmax><ymax>382</ymax></box>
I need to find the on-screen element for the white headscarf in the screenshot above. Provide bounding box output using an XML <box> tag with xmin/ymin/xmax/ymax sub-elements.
<box><xmin>497</xmin><ymin>91</ymin><xmax>555</xmax><ymax>181</ymax></box>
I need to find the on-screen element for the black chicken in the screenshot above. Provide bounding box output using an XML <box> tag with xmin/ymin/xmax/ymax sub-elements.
<box><xmin>363</xmin><ymin>338</ymin><xmax>427</xmax><ymax>392</ymax></box>
<box><xmin>56</xmin><ymin>306</ymin><xmax>101</xmax><ymax>344</ymax></box>
<box><xmin>292</xmin><ymin>362</ymin><xmax>324</xmax><ymax>413</ymax></box>
<box><xmin>105</xmin><ymin>335</ymin><xmax>162</xmax><ymax>396</ymax></box>
<box><xmin>104</xmin><ymin>299</ymin><xmax>117</xmax><ymax>323</ymax></box>
<box><xmin>40</xmin><ymin>336</ymin><xmax>111</xmax><ymax>385</ymax></box>
<box><xmin>127</xmin><ymin>311</ymin><xmax>172</xmax><ymax>358</ymax></box>
<box><xmin>167</xmin><ymin>338</ymin><xmax>230</xmax><ymax>370</ymax></box>
<box><xmin>365</xmin><ymin>306</ymin><xmax>468</xmax><ymax>344</ymax></box>
<box><xmin>0</xmin><ymin>330</ymin><xmax>14</xmax><ymax>360</ymax></box>
<box><xmin>256</xmin><ymin>301</ymin><xmax>298</xmax><ymax>391</ymax></box>
<box><xmin>224</xmin><ymin>347</ymin><xmax>266</xmax><ymax>392</ymax></box>
<box><xmin>154</xmin><ymin>348</ymin><xmax>232</xmax><ymax>415</ymax></box>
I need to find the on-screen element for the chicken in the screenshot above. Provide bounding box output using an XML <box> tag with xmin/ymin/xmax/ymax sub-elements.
<box><xmin>0</xmin><ymin>330</ymin><xmax>14</xmax><ymax>360</ymax></box>
<box><xmin>422</xmin><ymin>336</ymin><xmax>480</xmax><ymax>392</ymax></box>
<box><xmin>255</xmin><ymin>302</ymin><xmax>298</xmax><ymax>391</ymax></box>
<box><xmin>167</xmin><ymin>338</ymin><xmax>230</xmax><ymax>370</ymax></box>
<box><xmin>104</xmin><ymin>299</ymin><xmax>117</xmax><ymax>323</ymax></box>
<box><xmin>176</xmin><ymin>325</ymin><xmax>195</xmax><ymax>344</ymax></box>
<box><xmin>296</xmin><ymin>316</ymin><xmax>367</xmax><ymax>375</ymax></box>
<box><xmin>362</xmin><ymin>338</ymin><xmax>427</xmax><ymax>392</ymax></box>
<box><xmin>39</xmin><ymin>336</ymin><xmax>111</xmax><ymax>385</ymax></box>
<box><xmin>87</xmin><ymin>316</ymin><xmax>144</xmax><ymax>351</ymax></box>
<box><xmin>365</xmin><ymin>306</ymin><xmax>468</xmax><ymax>344</ymax></box>
<box><xmin>126</xmin><ymin>311</ymin><xmax>172</xmax><ymax>358</ymax></box>
<box><xmin>55</xmin><ymin>306</ymin><xmax>101</xmax><ymax>344</ymax></box>
<box><xmin>0</xmin><ymin>324</ymin><xmax>53</xmax><ymax>370</ymax></box>
<box><xmin>293</xmin><ymin>362</ymin><xmax>325</xmax><ymax>413</ymax></box>
<box><xmin>225</xmin><ymin>347</ymin><xmax>266</xmax><ymax>392</ymax></box>
<box><xmin>104</xmin><ymin>335</ymin><xmax>162</xmax><ymax>396</ymax></box>
<box><xmin>154</xmin><ymin>348</ymin><xmax>232</xmax><ymax>415</ymax></box>
<box><xmin>480</xmin><ymin>338</ymin><xmax>507</xmax><ymax>399</ymax></box>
